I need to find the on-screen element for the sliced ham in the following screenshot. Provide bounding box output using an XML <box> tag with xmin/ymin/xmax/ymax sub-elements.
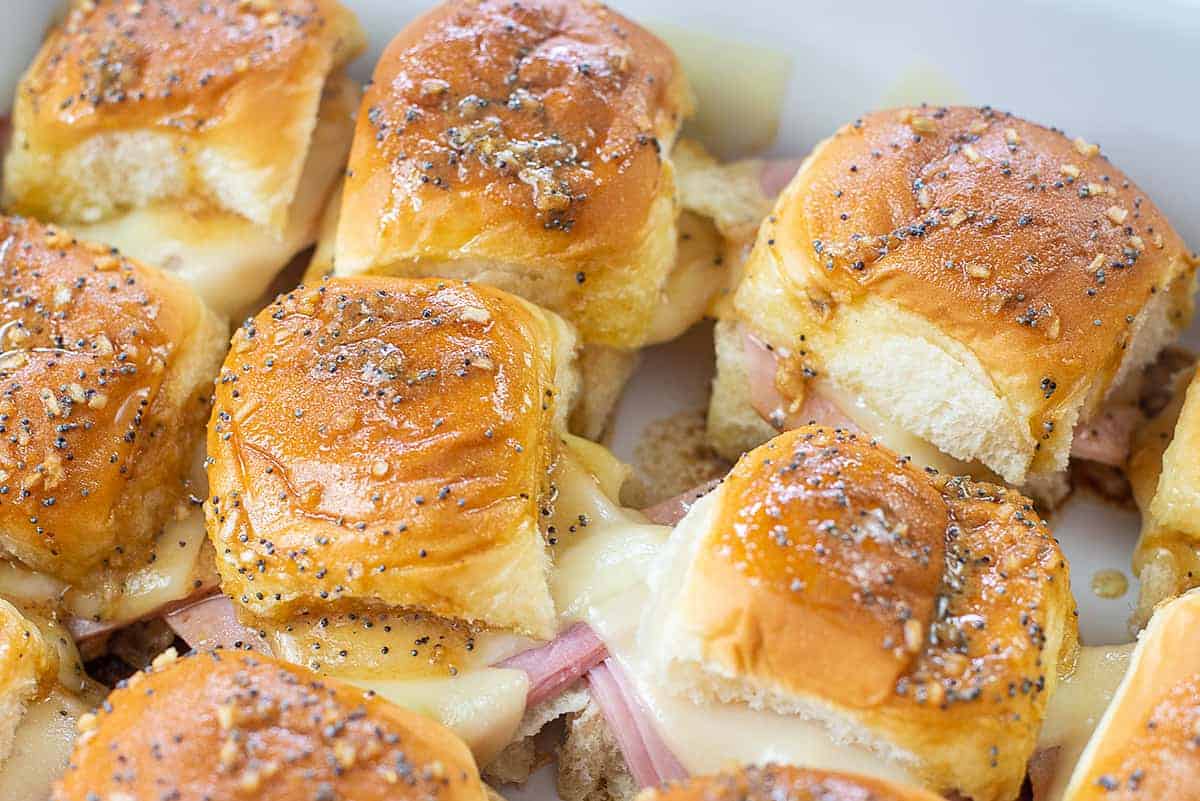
<box><xmin>742</xmin><ymin>324</ymin><xmax>1143</xmax><ymax>468</ymax></box>
<box><xmin>641</xmin><ymin>480</ymin><xmax>723</xmax><ymax>526</ymax></box>
<box><xmin>1070</xmin><ymin>405</ymin><xmax>1142</xmax><ymax>466</ymax></box>
<box><xmin>67</xmin><ymin>581</ymin><xmax>219</xmax><ymax>644</ymax></box>
<box><xmin>164</xmin><ymin>594</ymin><xmax>270</xmax><ymax>653</ymax></box>
<box><xmin>1027</xmin><ymin>746</ymin><xmax>1061</xmax><ymax>801</ymax></box>
<box><xmin>497</xmin><ymin>622</ymin><xmax>608</xmax><ymax>707</ymax></box>
<box><xmin>742</xmin><ymin>330</ymin><xmax>859</xmax><ymax>433</ymax></box>
<box><xmin>759</xmin><ymin>158</ymin><xmax>804</xmax><ymax>198</ymax></box>
<box><xmin>586</xmin><ymin>659</ymin><xmax>687</xmax><ymax>789</ymax></box>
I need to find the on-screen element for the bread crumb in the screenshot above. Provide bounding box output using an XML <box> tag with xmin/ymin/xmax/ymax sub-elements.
<box><xmin>621</xmin><ymin>409</ymin><xmax>731</xmax><ymax>508</ymax></box>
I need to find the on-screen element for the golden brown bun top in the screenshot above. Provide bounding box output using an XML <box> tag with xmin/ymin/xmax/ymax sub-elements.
<box><xmin>638</xmin><ymin>764</ymin><xmax>944</xmax><ymax>801</ymax></box>
<box><xmin>1070</xmin><ymin>677</ymin><xmax>1200</xmax><ymax>800</ymax></box>
<box><xmin>341</xmin><ymin>0</ymin><xmax>689</xmax><ymax>260</ymax></box>
<box><xmin>53</xmin><ymin>648</ymin><xmax>486</xmax><ymax>801</ymax></box>
<box><xmin>762</xmin><ymin>106</ymin><xmax>1194</xmax><ymax>426</ymax></box>
<box><xmin>711</xmin><ymin>426</ymin><xmax>948</xmax><ymax>704</ymax></box>
<box><xmin>20</xmin><ymin>0</ymin><xmax>361</xmax><ymax>149</ymax></box>
<box><xmin>0</xmin><ymin>215</ymin><xmax>209</xmax><ymax>580</ymax></box>
<box><xmin>695</xmin><ymin>425</ymin><xmax>1073</xmax><ymax>723</ymax></box>
<box><xmin>206</xmin><ymin>276</ymin><xmax>567</xmax><ymax>632</ymax></box>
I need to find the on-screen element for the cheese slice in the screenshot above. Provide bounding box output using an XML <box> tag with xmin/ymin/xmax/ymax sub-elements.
<box><xmin>357</xmin><ymin>669</ymin><xmax>530</xmax><ymax>767</ymax></box>
<box><xmin>70</xmin><ymin>74</ymin><xmax>358</xmax><ymax>319</ymax></box>
<box><xmin>1035</xmin><ymin>644</ymin><xmax>1133</xmax><ymax>801</ymax></box>
<box><xmin>0</xmin><ymin>687</ymin><xmax>89</xmax><ymax>801</ymax></box>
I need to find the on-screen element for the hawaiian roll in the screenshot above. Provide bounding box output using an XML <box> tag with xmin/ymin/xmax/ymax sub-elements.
<box><xmin>635</xmin><ymin>764</ymin><xmax>944</xmax><ymax>801</ymax></box>
<box><xmin>205</xmin><ymin>276</ymin><xmax>579</xmax><ymax>639</ymax></box>
<box><xmin>52</xmin><ymin>647</ymin><xmax>488</xmax><ymax>801</ymax></box>
<box><xmin>645</xmin><ymin>425</ymin><xmax>1077</xmax><ymax>801</ymax></box>
<box><xmin>331</xmin><ymin>0</ymin><xmax>693</xmax><ymax>350</ymax></box>
<box><xmin>3</xmin><ymin>0</ymin><xmax>366</xmax><ymax>316</ymax></box>
<box><xmin>0</xmin><ymin>215</ymin><xmax>225</xmax><ymax>591</ymax></box>
<box><xmin>715</xmin><ymin>106</ymin><xmax>1195</xmax><ymax>492</ymax></box>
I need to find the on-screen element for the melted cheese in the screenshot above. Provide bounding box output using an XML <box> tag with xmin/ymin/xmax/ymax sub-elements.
<box><xmin>0</xmin><ymin>444</ymin><xmax>211</xmax><ymax>631</ymax></box>
<box><xmin>809</xmin><ymin>379</ymin><xmax>992</xmax><ymax>479</ymax></box>
<box><xmin>646</xmin><ymin>211</ymin><xmax>728</xmax><ymax>345</ymax></box>
<box><xmin>70</xmin><ymin>74</ymin><xmax>357</xmax><ymax>319</ymax></box>
<box><xmin>0</xmin><ymin>687</ymin><xmax>88</xmax><ymax>801</ymax></box>
<box><xmin>66</xmin><ymin>509</ymin><xmax>208</xmax><ymax>625</ymax></box>
<box><xmin>250</xmin><ymin>603</ymin><xmax>535</xmax><ymax>764</ymax></box>
<box><xmin>0</xmin><ymin>507</ymin><xmax>209</xmax><ymax>630</ymax></box>
<box><xmin>1035</xmin><ymin>645</ymin><xmax>1133</xmax><ymax>801</ymax></box>
<box><xmin>549</xmin><ymin>440</ymin><xmax>916</xmax><ymax>783</ymax></box>
<box><xmin>357</xmin><ymin>669</ymin><xmax>530</xmax><ymax>767</ymax></box>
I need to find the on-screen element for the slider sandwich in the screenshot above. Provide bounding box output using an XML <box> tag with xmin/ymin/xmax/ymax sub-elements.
<box><xmin>187</xmin><ymin>274</ymin><xmax>670</xmax><ymax>783</ymax></box>
<box><xmin>710</xmin><ymin>106</ymin><xmax>1196</xmax><ymax>502</ymax></box>
<box><xmin>316</xmin><ymin>0</ymin><xmax>766</xmax><ymax>437</ymax></box>
<box><xmin>1053</xmin><ymin>588</ymin><xmax>1200</xmax><ymax>801</ymax></box>
<box><xmin>558</xmin><ymin>426</ymin><xmax>1077</xmax><ymax>801</ymax></box>
<box><xmin>52</xmin><ymin>646</ymin><xmax>492</xmax><ymax>801</ymax></box>
<box><xmin>3</xmin><ymin>0</ymin><xmax>366</xmax><ymax>318</ymax></box>
<box><xmin>634</xmin><ymin>764</ymin><xmax>944</xmax><ymax>801</ymax></box>
<box><xmin>0</xmin><ymin>215</ymin><xmax>226</xmax><ymax>646</ymax></box>
<box><xmin>0</xmin><ymin>598</ymin><xmax>100</xmax><ymax>801</ymax></box>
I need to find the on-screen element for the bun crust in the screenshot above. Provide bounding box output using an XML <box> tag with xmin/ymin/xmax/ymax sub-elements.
<box><xmin>662</xmin><ymin>426</ymin><xmax>1076</xmax><ymax>801</ymax></box>
<box><xmin>52</xmin><ymin>648</ymin><xmax>486</xmax><ymax>801</ymax></box>
<box><xmin>334</xmin><ymin>0</ymin><xmax>692</xmax><ymax>347</ymax></box>
<box><xmin>705</xmin><ymin>427</ymin><xmax>948</xmax><ymax>706</ymax></box>
<box><xmin>206</xmin><ymin>277</ymin><xmax>576</xmax><ymax>637</ymax></box>
<box><xmin>4</xmin><ymin>0</ymin><xmax>364</xmax><ymax>232</ymax></box>
<box><xmin>0</xmin><ymin>215</ymin><xmax>224</xmax><ymax>584</ymax></box>
<box><xmin>638</xmin><ymin>764</ymin><xmax>943</xmax><ymax>801</ymax></box>
<box><xmin>1064</xmin><ymin>590</ymin><xmax>1200</xmax><ymax>801</ymax></box>
<box><xmin>735</xmin><ymin>107</ymin><xmax>1195</xmax><ymax>482</ymax></box>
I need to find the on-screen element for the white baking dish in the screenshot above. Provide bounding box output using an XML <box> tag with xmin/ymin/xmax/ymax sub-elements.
<box><xmin>2</xmin><ymin>0</ymin><xmax>1195</xmax><ymax>709</ymax></box>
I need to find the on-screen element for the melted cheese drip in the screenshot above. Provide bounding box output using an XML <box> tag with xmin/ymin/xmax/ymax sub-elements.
<box><xmin>66</xmin><ymin>509</ymin><xmax>208</xmax><ymax>625</ymax></box>
<box><xmin>69</xmin><ymin>74</ymin><xmax>357</xmax><ymax>319</ymax></box>
<box><xmin>646</xmin><ymin>211</ymin><xmax>728</xmax><ymax>346</ymax></box>
<box><xmin>250</xmin><ymin>605</ymin><xmax>534</xmax><ymax>763</ymax></box>
<box><xmin>549</xmin><ymin>438</ymin><xmax>915</xmax><ymax>783</ymax></box>
<box><xmin>1035</xmin><ymin>645</ymin><xmax>1133</xmax><ymax>801</ymax></box>
<box><xmin>357</xmin><ymin>669</ymin><xmax>530</xmax><ymax>767</ymax></box>
<box><xmin>0</xmin><ymin>687</ymin><xmax>89</xmax><ymax>801</ymax></box>
<box><xmin>0</xmin><ymin>508</ymin><xmax>209</xmax><ymax>629</ymax></box>
<box><xmin>810</xmin><ymin>379</ymin><xmax>993</xmax><ymax>480</ymax></box>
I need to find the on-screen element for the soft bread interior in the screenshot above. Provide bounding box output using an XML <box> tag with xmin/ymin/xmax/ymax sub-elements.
<box><xmin>484</xmin><ymin>684</ymin><xmax>590</xmax><ymax>787</ymax></box>
<box><xmin>570</xmin><ymin>346</ymin><xmax>641</xmax><ymax>441</ymax></box>
<box><xmin>706</xmin><ymin>318</ymin><xmax>777</xmax><ymax>460</ymax></box>
<box><xmin>65</xmin><ymin>75</ymin><xmax>359</xmax><ymax>318</ymax></box>
<box><xmin>558</xmin><ymin>696</ymin><xmax>639</xmax><ymax>801</ymax></box>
